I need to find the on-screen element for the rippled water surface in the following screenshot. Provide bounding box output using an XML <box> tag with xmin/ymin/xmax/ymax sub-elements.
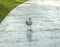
<box><xmin>0</xmin><ymin>1</ymin><xmax>60</xmax><ymax>47</ymax></box>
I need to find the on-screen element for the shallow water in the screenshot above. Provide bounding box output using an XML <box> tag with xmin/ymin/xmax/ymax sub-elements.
<box><xmin>0</xmin><ymin>0</ymin><xmax>60</xmax><ymax>47</ymax></box>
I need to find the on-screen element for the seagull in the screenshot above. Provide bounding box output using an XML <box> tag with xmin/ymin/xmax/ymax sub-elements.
<box><xmin>26</xmin><ymin>18</ymin><xmax>32</xmax><ymax>31</ymax></box>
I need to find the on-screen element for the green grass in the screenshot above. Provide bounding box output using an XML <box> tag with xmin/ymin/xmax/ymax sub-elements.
<box><xmin>0</xmin><ymin>0</ymin><xmax>27</xmax><ymax>23</ymax></box>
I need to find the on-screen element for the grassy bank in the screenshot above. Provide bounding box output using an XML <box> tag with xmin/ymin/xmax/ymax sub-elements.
<box><xmin>0</xmin><ymin>0</ymin><xmax>27</xmax><ymax>23</ymax></box>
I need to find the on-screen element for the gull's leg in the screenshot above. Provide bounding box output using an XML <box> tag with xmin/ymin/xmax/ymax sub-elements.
<box><xmin>30</xmin><ymin>25</ymin><xmax>32</xmax><ymax>31</ymax></box>
<box><xmin>26</xmin><ymin>26</ymin><xmax>28</xmax><ymax>30</ymax></box>
<box><xmin>30</xmin><ymin>25</ymin><xmax>31</xmax><ymax>30</ymax></box>
<box><xmin>27</xmin><ymin>26</ymin><xmax>29</xmax><ymax>31</ymax></box>
<box><xmin>27</xmin><ymin>25</ymin><xmax>28</xmax><ymax>30</ymax></box>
